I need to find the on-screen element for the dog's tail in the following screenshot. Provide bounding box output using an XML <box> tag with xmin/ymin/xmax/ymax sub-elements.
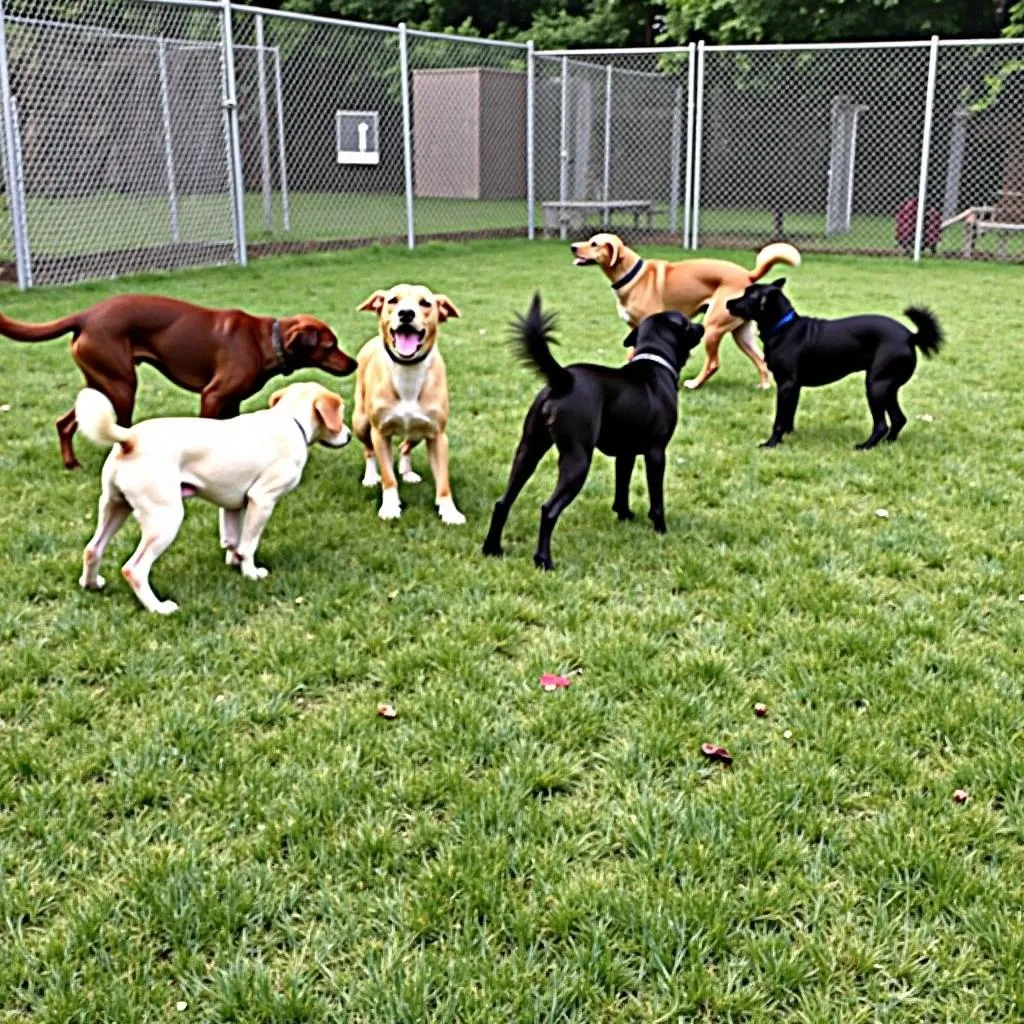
<box><xmin>0</xmin><ymin>310</ymin><xmax>80</xmax><ymax>342</ymax></box>
<box><xmin>904</xmin><ymin>306</ymin><xmax>943</xmax><ymax>358</ymax></box>
<box><xmin>511</xmin><ymin>293</ymin><xmax>572</xmax><ymax>397</ymax></box>
<box><xmin>75</xmin><ymin>389</ymin><xmax>134</xmax><ymax>452</ymax></box>
<box><xmin>749</xmin><ymin>242</ymin><xmax>802</xmax><ymax>283</ymax></box>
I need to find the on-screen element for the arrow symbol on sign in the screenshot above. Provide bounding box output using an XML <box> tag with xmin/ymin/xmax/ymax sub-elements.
<box><xmin>358</xmin><ymin>122</ymin><xmax>368</xmax><ymax>153</ymax></box>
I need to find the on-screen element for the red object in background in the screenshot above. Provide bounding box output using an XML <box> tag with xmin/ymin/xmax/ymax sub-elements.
<box><xmin>896</xmin><ymin>198</ymin><xmax>942</xmax><ymax>254</ymax></box>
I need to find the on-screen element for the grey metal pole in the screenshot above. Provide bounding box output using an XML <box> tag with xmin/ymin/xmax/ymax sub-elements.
<box><xmin>668</xmin><ymin>83</ymin><xmax>683</xmax><ymax>234</ymax></box>
<box><xmin>399</xmin><ymin>22</ymin><xmax>415</xmax><ymax>249</ymax></box>
<box><xmin>0</xmin><ymin>0</ymin><xmax>30</xmax><ymax>288</ymax></box>
<box><xmin>219</xmin><ymin>0</ymin><xmax>247</xmax><ymax>266</ymax></box>
<box><xmin>602</xmin><ymin>63</ymin><xmax>612</xmax><ymax>225</ymax></box>
<box><xmin>690</xmin><ymin>40</ymin><xmax>705</xmax><ymax>251</ymax></box>
<box><xmin>683</xmin><ymin>42</ymin><xmax>696</xmax><ymax>248</ymax></box>
<box><xmin>526</xmin><ymin>40</ymin><xmax>535</xmax><ymax>240</ymax></box>
<box><xmin>559</xmin><ymin>55</ymin><xmax>569</xmax><ymax>240</ymax></box>
<box><xmin>272</xmin><ymin>47</ymin><xmax>290</xmax><ymax>232</ymax></box>
<box><xmin>255</xmin><ymin>14</ymin><xmax>273</xmax><ymax>233</ymax></box>
<box><xmin>913</xmin><ymin>35</ymin><xmax>939</xmax><ymax>262</ymax></box>
<box><xmin>9</xmin><ymin>94</ymin><xmax>29</xmax><ymax>287</ymax></box>
<box><xmin>156</xmin><ymin>39</ymin><xmax>181</xmax><ymax>245</ymax></box>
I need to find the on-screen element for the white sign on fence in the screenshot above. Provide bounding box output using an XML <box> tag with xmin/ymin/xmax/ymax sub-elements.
<box><xmin>336</xmin><ymin>110</ymin><xmax>380</xmax><ymax>165</ymax></box>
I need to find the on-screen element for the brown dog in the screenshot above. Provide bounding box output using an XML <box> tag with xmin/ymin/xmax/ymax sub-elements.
<box><xmin>0</xmin><ymin>294</ymin><xmax>357</xmax><ymax>469</ymax></box>
<box><xmin>570</xmin><ymin>233</ymin><xmax>801</xmax><ymax>390</ymax></box>
<box><xmin>352</xmin><ymin>284</ymin><xmax>465</xmax><ymax>525</ymax></box>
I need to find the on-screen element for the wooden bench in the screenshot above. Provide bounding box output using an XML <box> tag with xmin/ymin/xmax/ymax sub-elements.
<box><xmin>543</xmin><ymin>200</ymin><xmax>655</xmax><ymax>239</ymax></box>
<box><xmin>944</xmin><ymin>190</ymin><xmax>1024</xmax><ymax>258</ymax></box>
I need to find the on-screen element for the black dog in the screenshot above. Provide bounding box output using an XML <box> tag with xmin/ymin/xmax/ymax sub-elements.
<box><xmin>725</xmin><ymin>279</ymin><xmax>943</xmax><ymax>450</ymax></box>
<box><xmin>482</xmin><ymin>294</ymin><xmax>704</xmax><ymax>570</ymax></box>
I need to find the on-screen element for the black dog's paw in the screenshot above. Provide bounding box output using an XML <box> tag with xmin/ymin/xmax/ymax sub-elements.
<box><xmin>650</xmin><ymin>516</ymin><xmax>667</xmax><ymax>534</ymax></box>
<box><xmin>613</xmin><ymin>506</ymin><xmax>635</xmax><ymax>522</ymax></box>
<box><xmin>481</xmin><ymin>540</ymin><xmax>504</xmax><ymax>558</ymax></box>
<box><xmin>533</xmin><ymin>552</ymin><xmax>554</xmax><ymax>571</ymax></box>
<box><xmin>760</xmin><ymin>438</ymin><xmax>781</xmax><ymax>449</ymax></box>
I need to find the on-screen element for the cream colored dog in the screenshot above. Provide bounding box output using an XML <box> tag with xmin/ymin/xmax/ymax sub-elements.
<box><xmin>352</xmin><ymin>284</ymin><xmax>464</xmax><ymax>525</ymax></box>
<box><xmin>571</xmin><ymin>232</ymin><xmax>801</xmax><ymax>389</ymax></box>
<box><xmin>76</xmin><ymin>381</ymin><xmax>350</xmax><ymax>614</ymax></box>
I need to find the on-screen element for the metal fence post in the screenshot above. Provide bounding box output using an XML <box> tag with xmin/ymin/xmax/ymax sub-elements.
<box><xmin>682</xmin><ymin>42</ymin><xmax>696</xmax><ymax>247</ymax></box>
<box><xmin>913</xmin><ymin>34</ymin><xmax>939</xmax><ymax>262</ymax></box>
<box><xmin>219</xmin><ymin>0</ymin><xmax>247</xmax><ymax>266</ymax></box>
<box><xmin>690</xmin><ymin>40</ymin><xmax>705</xmax><ymax>251</ymax></box>
<box><xmin>526</xmin><ymin>39</ymin><xmax>535</xmax><ymax>240</ymax></box>
<box><xmin>255</xmin><ymin>13</ymin><xmax>273</xmax><ymax>233</ymax></box>
<box><xmin>558</xmin><ymin>55</ymin><xmax>569</xmax><ymax>240</ymax></box>
<box><xmin>668</xmin><ymin>83</ymin><xmax>683</xmax><ymax>234</ymax></box>
<box><xmin>272</xmin><ymin>47</ymin><xmax>291</xmax><ymax>232</ymax></box>
<box><xmin>602</xmin><ymin>63</ymin><xmax>612</xmax><ymax>225</ymax></box>
<box><xmin>0</xmin><ymin>0</ymin><xmax>31</xmax><ymax>289</ymax></box>
<box><xmin>398</xmin><ymin>22</ymin><xmax>415</xmax><ymax>249</ymax></box>
<box><xmin>156</xmin><ymin>39</ymin><xmax>181</xmax><ymax>245</ymax></box>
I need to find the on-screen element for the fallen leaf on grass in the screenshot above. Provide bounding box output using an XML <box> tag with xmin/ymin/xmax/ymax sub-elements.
<box><xmin>175</xmin><ymin>1002</ymin><xmax>188</xmax><ymax>1012</ymax></box>
<box><xmin>0</xmin><ymin>403</ymin><xmax>10</xmax><ymax>413</ymax></box>
<box><xmin>953</xmin><ymin>789</ymin><xmax>970</xmax><ymax>805</ymax></box>
<box><xmin>917</xmin><ymin>413</ymin><xmax>934</xmax><ymax>422</ymax></box>
<box><xmin>875</xmin><ymin>508</ymin><xmax>890</xmax><ymax>519</ymax></box>
<box><xmin>700</xmin><ymin>743</ymin><xmax>733</xmax><ymax>766</ymax></box>
<box><xmin>539</xmin><ymin>673</ymin><xmax>571</xmax><ymax>691</ymax></box>
<box><xmin>753</xmin><ymin>702</ymin><xmax>769</xmax><ymax>717</ymax></box>
<box><xmin>377</xmin><ymin>703</ymin><xmax>397</xmax><ymax>720</ymax></box>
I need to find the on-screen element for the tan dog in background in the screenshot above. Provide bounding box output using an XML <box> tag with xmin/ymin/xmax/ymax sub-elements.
<box><xmin>571</xmin><ymin>233</ymin><xmax>801</xmax><ymax>389</ymax></box>
<box><xmin>353</xmin><ymin>284</ymin><xmax>465</xmax><ymax>525</ymax></box>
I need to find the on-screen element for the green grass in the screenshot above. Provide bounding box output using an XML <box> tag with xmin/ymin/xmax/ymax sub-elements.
<box><xmin>5</xmin><ymin>190</ymin><xmax>1019</xmax><ymax>267</ymax></box>
<box><xmin>2</xmin><ymin>239</ymin><xmax>1024</xmax><ymax>1022</ymax></box>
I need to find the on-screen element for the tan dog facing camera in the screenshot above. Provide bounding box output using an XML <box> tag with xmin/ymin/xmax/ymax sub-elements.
<box><xmin>352</xmin><ymin>284</ymin><xmax>465</xmax><ymax>525</ymax></box>
<box><xmin>571</xmin><ymin>232</ymin><xmax>801</xmax><ymax>390</ymax></box>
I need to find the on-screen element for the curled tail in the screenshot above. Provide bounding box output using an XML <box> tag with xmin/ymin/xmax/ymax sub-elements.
<box><xmin>511</xmin><ymin>293</ymin><xmax>572</xmax><ymax>397</ymax></box>
<box><xmin>0</xmin><ymin>310</ymin><xmax>80</xmax><ymax>342</ymax></box>
<box><xmin>75</xmin><ymin>389</ymin><xmax>134</xmax><ymax>451</ymax></box>
<box><xmin>904</xmin><ymin>306</ymin><xmax>943</xmax><ymax>358</ymax></box>
<box><xmin>749</xmin><ymin>241</ymin><xmax>802</xmax><ymax>283</ymax></box>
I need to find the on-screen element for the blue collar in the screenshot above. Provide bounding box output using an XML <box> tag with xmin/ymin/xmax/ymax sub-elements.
<box><xmin>763</xmin><ymin>310</ymin><xmax>797</xmax><ymax>339</ymax></box>
<box><xmin>611</xmin><ymin>259</ymin><xmax>645</xmax><ymax>291</ymax></box>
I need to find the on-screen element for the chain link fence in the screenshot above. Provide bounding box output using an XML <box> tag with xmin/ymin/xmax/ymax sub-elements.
<box><xmin>0</xmin><ymin>1</ymin><xmax>1022</xmax><ymax>288</ymax></box>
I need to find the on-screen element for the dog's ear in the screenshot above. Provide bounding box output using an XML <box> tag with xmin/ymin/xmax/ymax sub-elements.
<box><xmin>268</xmin><ymin>388</ymin><xmax>286</xmax><ymax>408</ymax></box>
<box><xmin>770</xmin><ymin>278</ymin><xmax>787</xmax><ymax>289</ymax></box>
<box><xmin>285</xmin><ymin>326</ymin><xmax>319</xmax><ymax>360</ymax></box>
<box><xmin>313</xmin><ymin>392</ymin><xmax>345</xmax><ymax>434</ymax></box>
<box><xmin>623</xmin><ymin>327</ymin><xmax>639</xmax><ymax>348</ymax></box>
<box><xmin>358</xmin><ymin>290</ymin><xmax>387</xmax><ymax>314</ymax></box>
<box><xmin>435</xmin><ymin>295</ymin><xmax>461</xmax><ymax>322</ymax></box>
<box><xmin>602</xmin><ymin>238</ymin><xmax>621</xmax><ymax>267</ymax></box>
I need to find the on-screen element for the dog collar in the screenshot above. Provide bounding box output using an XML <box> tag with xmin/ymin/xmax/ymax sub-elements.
<box><xmin>271</xmin><ymin>320</ymin><xmax>293</xmax><ymax>375</ymax></box>
<box><xmin>763</xmin><ymin>310</ymin><xmax>797</xmax><ymax>339</ymax></box>
<box><xmin>632</xmin><ymin>352</ymin><xmax>678</xmax><ymax>381</ymax></box>
<box><xmin>384</xmin><ymin>341</ymin><xmax>432</xmax><ymax>366</ymax></box>
<box><xmin>291</xmin><ymin>416</ymin><xmax>310</xmax><ymax>446</ymax></box>
<box><xmin>611</xmin><ymin>259</ymin><xmax>645</xmax><ymax>291</ymax></box>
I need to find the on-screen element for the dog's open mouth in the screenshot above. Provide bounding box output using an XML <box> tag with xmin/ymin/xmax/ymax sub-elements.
<box><xmin>573</xmin><ymin>256</ymin><xmax>596</xmax><ymax>266</ymax></box>
<box><xmin>392</xmin><ymin>325</ymin><xmax>425</xmax><ymax>358</ymax></box>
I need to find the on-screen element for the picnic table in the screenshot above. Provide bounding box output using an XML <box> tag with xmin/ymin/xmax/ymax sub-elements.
<box><xmin>543</xmin><ymin>200</ymin><xmax>655</xmax><ymax>239</ymax></box>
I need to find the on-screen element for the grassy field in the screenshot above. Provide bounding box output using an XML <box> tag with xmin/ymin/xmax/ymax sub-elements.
<box><xmin>3</xmin><ymin>190</ymin><xmax>1020</xmax><ymax>266</ymax></box>
<box><xmin>2</xmin><ymin>239</ymin><xmax>1024</xmax><ymax>1022</ymax></box>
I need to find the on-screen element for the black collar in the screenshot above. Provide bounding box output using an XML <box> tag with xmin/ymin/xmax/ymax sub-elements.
<box><xmin>291</xmin><ymin>417</ymin><xmax>310</xmax><ymax>446</ymax></box>
<box><xmin>762</xmin><ymin>309</ymin><xmax>797</xmax><ymax>339</ymax></box>
<box><xmin>384</xmin><ymin>342</ymin><xmax>432</xmax><ymax>366</ymax></box>
<box><xmin>611</xmin><ymin>259</ymin><xmax>645</xmax><ymax>291</ymax></box>
<box><xmin>272</xmin><ymin>320</ymin><xmax>293</xmax><ymax>375</ymax></box>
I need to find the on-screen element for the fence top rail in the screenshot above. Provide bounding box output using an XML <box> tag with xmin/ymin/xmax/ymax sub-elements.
<box><xmin>704</xmin><ymin>39</ymin><xmax>933</xmax><ymax>52</ymax></box>
<box><xmin>405</xmin><ymin>26</ymin><xmax>528</xmax><ymax>49</ymax></box>
<box><xmin>936</xmin><ymin>37</ymin><xmax>1024</xmax><ymax>47</ymax></box>
<box><xmin>226</xmin><ymin>2</ymin><xmax>398</xmax><ymax>33</ymax></box>
<box><xmin>139</xmin><ymin>0</ymin><xmax>223</xmax><ymax>8</ymax></box>
<box><xmin>536</xmin><ymin>53</ymin><xmax>677</xmax><ymax>80</ymax></box>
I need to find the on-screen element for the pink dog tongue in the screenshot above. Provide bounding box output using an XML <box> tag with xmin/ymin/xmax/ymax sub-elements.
<box><xmin>395</xmin><ymin>331</ymin><xmax>420</xmax><ymax>357</ymax></box>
